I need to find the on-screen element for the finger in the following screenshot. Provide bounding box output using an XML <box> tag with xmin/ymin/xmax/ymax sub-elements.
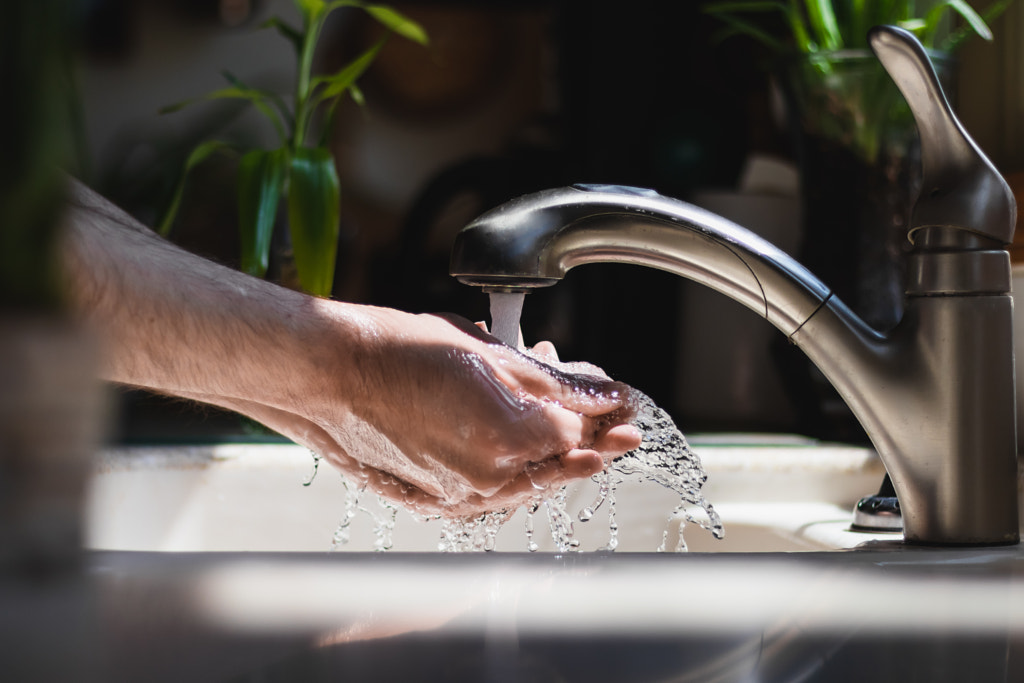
<box><xmin>496</xmin><ymin>361</ymin><xmax>631</xmax><ymax>418</ymax></box>
<box><xmin>593</xmin><ymin>423</ymin><xmax>643</xmax><ymax>457</ymax></box>
<box><xmin>436</xmin><ymin>445</ymin><xmax>614</xmax><ymax>518</ymax></box>
<box><xmin>514</xmin><ymin>361</ymin><xmax>633</xmax><ymax>418</ymax></box>
<box><xmin>499</xmin><ymin>403</ymin><xmax>638</xmax><ymax>473</ymax></box>
<box><xmin>504</xmin><ymin>450</ymin><xmax>603</xmax><ymax>498</ymax></box>
<box><xmin>560</xmin><ymin>448</ymin><xmax>607</xmax><ymax>478</ymax></box>
<box><xmin>531</xmin><ymin>340</ymin><xmax>559</xmax><ymax>361</ymax></box>
<box><xmin>433</xmin><ymin>312</ymin><xmax>500</xmax><ymax>344</ymax></box>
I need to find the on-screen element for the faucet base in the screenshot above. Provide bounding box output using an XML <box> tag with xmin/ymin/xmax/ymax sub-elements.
<box><xmin>851</xmin><ymin>494</ymin><xmax>903</xmax><ymax>532</ymax></box>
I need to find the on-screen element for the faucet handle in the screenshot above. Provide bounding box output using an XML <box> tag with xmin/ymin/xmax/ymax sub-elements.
<box><xmin>868</xmin><ymin>25</ymin><xmax>1016</xmax><ymax>246</ymax></box>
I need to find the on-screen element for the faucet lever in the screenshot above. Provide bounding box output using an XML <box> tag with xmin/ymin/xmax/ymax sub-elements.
<box><xmin>868</xmin><ymin>25</ymin><xmax>1015</xmax><ymax>246</ymax></box>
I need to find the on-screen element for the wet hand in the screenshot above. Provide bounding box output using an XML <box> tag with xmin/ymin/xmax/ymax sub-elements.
<box><xmin>312</xmin><ymin>309</ymin><xmax>642</xmax><ymax>517</ymax></box>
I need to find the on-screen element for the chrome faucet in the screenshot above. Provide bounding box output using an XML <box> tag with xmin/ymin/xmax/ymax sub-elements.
<box><xmin>450</xmin><ymin>26</ymin><xmax>1019</xmax><ymax>546</ymax></box>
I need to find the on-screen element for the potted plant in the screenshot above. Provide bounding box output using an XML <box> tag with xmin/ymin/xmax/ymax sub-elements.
<box><xmin>159</xmin><ymin>0</ymin><xmax>427</xmax><ymax>297</ymax></box>
<box><xmin>705</xmin><ymin>0</ymin><xmax>1013</xmax><ymax>329</ymax></box>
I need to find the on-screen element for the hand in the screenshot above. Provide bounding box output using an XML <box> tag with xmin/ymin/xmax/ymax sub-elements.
<box><xmin>242</xmin><ymin>308</ymin><xmax>642</xmax><ymax>517</ymax></box>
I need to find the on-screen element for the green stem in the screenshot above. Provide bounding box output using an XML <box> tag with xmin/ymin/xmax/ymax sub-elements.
<box><xmin>294</xmin><ymin>9</ymin><xmax>327</xmax><ymax>148</ymax></box>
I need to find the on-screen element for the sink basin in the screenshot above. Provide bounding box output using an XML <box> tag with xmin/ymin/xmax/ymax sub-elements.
<box><xmin>84</xmin><ymin>436</ymin><xmax>890</xmax><ymax>553</ymax></box>
<box><xmin>24</xmin><ymin>438</ymin><xmax>1020</xmax><ymax>682</ymax></box>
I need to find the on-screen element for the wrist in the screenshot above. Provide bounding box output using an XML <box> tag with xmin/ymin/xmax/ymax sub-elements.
<box><xmin>291</xmin><ymin>299</ymin><xmax>403</xmax><ymax>418</ymax></box>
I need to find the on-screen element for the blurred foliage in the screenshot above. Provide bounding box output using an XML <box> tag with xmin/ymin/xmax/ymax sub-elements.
<box><xmin>704</xmin><ymin>0</ymin><xmax>1014</xmax><ymax>52</ymax></box>
<box><xmin>159</xmin><ymin>0</ymin><xmax>428</xmax><ymax>297</ymax></box>
<box><xmin>0</xmin><ymin>2</ymin><xmax>77</xmax><ymax>311</ymax></box>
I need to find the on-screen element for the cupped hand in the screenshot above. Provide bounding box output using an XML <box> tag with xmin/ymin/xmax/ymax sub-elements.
<box><xmin>282</xmin><ymin>307</ymin><xmax>640</xmax><ymax>517</ymax></box>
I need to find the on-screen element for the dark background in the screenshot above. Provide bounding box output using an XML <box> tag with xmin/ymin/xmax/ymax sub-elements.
<box><xmin>74</xmin><ymin>0</ymin><xmax>797</xmax><ymax>444</ymax></box>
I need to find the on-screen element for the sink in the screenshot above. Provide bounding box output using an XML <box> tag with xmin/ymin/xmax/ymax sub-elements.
<box><xmin>33</xmin><ymin>438</ymin><xmax>1020</xmax><ymax>682</ymax></box>
<box><xmin>84</xmin><ymin>436</ymin><xmax>890</xmax><ymax>553</ymax></box>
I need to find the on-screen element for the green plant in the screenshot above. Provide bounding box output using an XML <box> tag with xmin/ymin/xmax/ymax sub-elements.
<box><xmin>706</xmin><ymin>0</ymin><xmax>1014</xmax><ymax>163</ymax></box>
<box><xmin>159</xmin><ymin>1</ymin><xmax>427</xmax><ymax>297</ymax></box>
<box><xmin>1</xmin><ymin>2</ymin><xmax>76</xmax><ymax>311</ymax></box>
<box><xmin>704</xmin><ymin>0</ymin><xmax>1013</xmax><ymax>52</ymax></box>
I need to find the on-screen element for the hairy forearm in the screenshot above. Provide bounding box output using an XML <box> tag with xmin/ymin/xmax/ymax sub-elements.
<box><xmin>56</xmin><ymin>180</ymin><xmax>642</xmax><ymax>514</ymax></box>
<box><xmin>60</xmin><ymin>180</ymin><xmax>364</xmax><ymax>412</ymax></box>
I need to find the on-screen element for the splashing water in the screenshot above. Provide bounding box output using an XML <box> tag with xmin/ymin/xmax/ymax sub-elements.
<box><xmin>319</xmin><ymin>292</ymin><xmax>722</xmax><ymax>552</ymax></box>
<box><xmin>578</xmin><ymin>468</ymin><xmax>612</xmax><ymax>522</ymax></box>
<box><xmin>327</xmin><ymin>478</ymin><xmax>401</xmax><ymax>552</ymax></box>
<box><xmin>600</xmin><ymin>486</ymin><xmax>619</xmax><ymax>552</ymax></box>
<box><xmin>438</xmin><ymin>509</ymin><xmax>514</xmax><ymax>552</ymax></box>
<box><xmin>324</xmin><ymin>386</ymin><xmax>721</xmax><ymax>553</ymax></box>
<box><xmin>544</xmin><ymin>487</ymin><xmax>581</xmax><ymax>552</ymax></box>
<box><xmin>329</xmin><ymin>478</ymin><xmax>363</xmax><ymax>551</ymax></box>
<box><xmin>611</xmin><ymin>392</ymin><xmax>723</xmax><ymax>550</ymax></box>
<box><xmin>524</xmin><ymin>502</ymin><xmax>540</xmax><ymax>552</ymax></box>
<box><xmin>302</xmin><ymin>451</ymin><xmax>322</xmax><ymax>487</ymax></box>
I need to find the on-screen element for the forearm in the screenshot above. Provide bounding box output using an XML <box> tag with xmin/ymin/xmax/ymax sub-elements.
<box><xmin>57</xmin><ymin>180</ymin><xmax>641</xmax><ymax>514</ymax></box>
<box><xmin>60</xmin><ymin>180</ymin><xmax>365</xmax><ymax>412</ymax></box>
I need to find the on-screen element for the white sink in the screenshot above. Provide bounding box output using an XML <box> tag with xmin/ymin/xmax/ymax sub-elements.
<box><xmin>84</xmin><ymin>436</ymin><xmax>891</xmax><ymax>553</ymax></box>
<box><xmin>71</xmin><ymin>438</ymin><xmax>1024</xmax><ymax>682</ymax></box>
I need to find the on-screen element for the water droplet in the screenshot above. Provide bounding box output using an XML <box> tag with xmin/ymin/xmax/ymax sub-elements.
<box><xmin>302</xmin><ymin>451</ymin><xmax>322</xmax><ymax>487</ymax></box>
<box><xmin>329</xmin><ymin>477</ymin><xmax>365</xmax><ymax>551</ymax></box>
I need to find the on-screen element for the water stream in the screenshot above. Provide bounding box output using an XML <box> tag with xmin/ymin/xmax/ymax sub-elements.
<box><xmin>324</xmin><ymin>292</ymin><xmax>722</xmax><ymax>552</ymax></box>
<box><xmin>489</xmin><ymin>291</ymin><xmax>526</xmax><ymax>348</ymax></box>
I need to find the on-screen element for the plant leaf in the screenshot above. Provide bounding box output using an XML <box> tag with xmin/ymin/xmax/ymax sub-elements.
<box><xmin>317</xmin><ymin>0</ymin><xmax>429</xmax><ymax>45</ymax></box>
<box><xmin>159</xmin><ymin>84</ymin><xmax>289</xmax><ymax>144</ymax></box>
<box><xmin>159</xmin><ymin>86</ymin><xmax>254</xmax><ymax>114</ymax></box>
<box><xmin>237</xmin><ymin>148</ymin><xmax>288</xmax><ymax>278</ymax></box>
<box><xmin>288</xmin><ymin>147</ymin><xmax>340</xmax><ymax>297</ymax></box>
<box><xmin>927</xmin><ymin>0</ymin><xmax>994</xmax><ymax>45</ymax></box>
<box><xmin>947</xmin><ymin>0</ymin><xmax>995</xmax><ymax>40</ymax></box>
<box><xmin>707</xmin><ymin>14</ymin><xmax>789</xmax><ymax>50</ymax></box>
<box><xmin>349</xmin><ymin>83</ymin><xmax>366</xmax><ymax>107</ymax></box>
<box><xmin>941</xmin><ymin>0</ymin><xmax>1013</xmax><ymax>50</ymax></box>
<box><xmin>294</xmin><ymin>0</ymin><xmax>327</xmax><ymax>25</ymax></box>
<box><xmin>366</xmin><ymin>4</ymin><xmax>429</xmax><ymax>45</ymax></box>
<box><xmin>311</xmin><ymin>39</ymin><xmax>386</xmax><ymax>103</ymax></box>
<box><xmin>305</xmin><ymin>38</ymin><xmax>386</xmax><ymax>141</ymax></box>
<box><xmin>803</xmin><ymin>0</ymin><xmax>843</xmax><ymax>49</ymax></box>
<box><xmin>221</xmin><ymin>70</ymin><xmax>294</xmax><ymax>136</ymax></box>
<box><xmin>703</xmin><ymin>1</ymin><xmax>813</xmax><ymax>51</ymax></box>
<box><xmin>158</xmin><ymin>140</ymin><xmax>234</xmax><ymax>238</ymax></box>
<box><xmin>317</xmin><ymin>83</ymin><xmax>367</xmax><ymax>145</ymax></box>
<box><xmin>897</xmin><ymin>18</ymin><xmax>927</xmax><ymax>36</ymax></box>
<box><xmin>259</xmin><ymin>16</ymin><xmax>304</xmax><ymax>54</ymax></box>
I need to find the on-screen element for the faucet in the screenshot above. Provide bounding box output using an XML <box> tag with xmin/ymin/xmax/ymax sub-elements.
<box><xmin>450</xmin><ymin>26</ymin><xmax>1019</xmax><ymax>547</ymax></box>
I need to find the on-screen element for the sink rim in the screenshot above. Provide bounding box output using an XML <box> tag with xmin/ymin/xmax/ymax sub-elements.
<box><xmin>86</xmin><ymin>439</ymin><xmax>890</xmax><ymax>553</ymax></box>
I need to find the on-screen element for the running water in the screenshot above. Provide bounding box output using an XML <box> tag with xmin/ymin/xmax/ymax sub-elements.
<box><xmin>324</xmin><ymin>291</ymin><xmax>722</xmax><ymax>553</ymax></box>
<box><xmin>489</xmin><ymin>291</ymin><xmax>526</xmax><ymax>347</ymax></box>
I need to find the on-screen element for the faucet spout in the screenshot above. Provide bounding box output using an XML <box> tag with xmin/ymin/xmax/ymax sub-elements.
<box><xmin>451</xmin><ymin>184</ymin><xmax>831</xmax><ymax>335</ymax></box>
